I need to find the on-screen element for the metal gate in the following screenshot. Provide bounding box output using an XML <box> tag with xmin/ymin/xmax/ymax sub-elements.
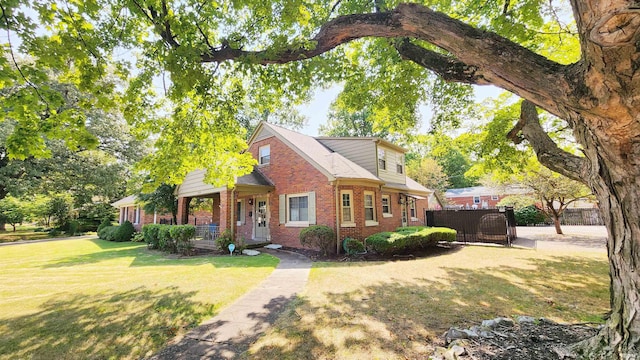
<box><xmin>426</xmin><ymin>208</ymin><xmax>517</xmax><ymax>246</ymax></box>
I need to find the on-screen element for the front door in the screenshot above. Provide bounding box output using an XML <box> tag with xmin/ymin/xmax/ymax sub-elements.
<box><xmin>254</xmin><ymin>197</ymin><xmax>269</xmax><ymax>241</ymax></box>
<box><xmin>401</xmin><ymin>202</ymin><xmax>408</xmax><ymax>227</ymax></box>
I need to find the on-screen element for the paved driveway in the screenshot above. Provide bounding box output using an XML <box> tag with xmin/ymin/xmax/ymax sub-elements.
<box><xmin>512</xmin><ymin>225</ymin><xmax>607</xmax><ymax>252</ymax></box>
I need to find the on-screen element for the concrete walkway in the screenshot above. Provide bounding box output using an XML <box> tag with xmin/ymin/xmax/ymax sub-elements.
<box><xmin>151</xmin><ymin>248</ymin><xmax>312</xmax><ymax>360</ymax></box>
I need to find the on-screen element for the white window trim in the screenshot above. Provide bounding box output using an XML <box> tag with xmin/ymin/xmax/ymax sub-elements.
<box><xmin>473</xmin><ymin>196</ymin><xmax>481</xmax><ymax>204</ymax></box>
<box><xmin>364</xmin><ymin>191</ymin><xmax>378</xmax><ymax>226</ymax></box>
<box><xmin>381</xmin><ymin>194</ymin><xmax>393</xmax><ymax>218</ymax></box>
<box><xmin>259</xmin><ymin>144</ymin><xmax>270</xmax><ymax>165</ymax></box>
<box><xmin>491</xmin><ymin>195</ymin><xmax>499</xmax><ymax>200</ymax></box>
<box><xmin>134</xmin><ymin>206</ymin><xmax>140</xmax><ymax>225</ymax></box>
<box><xmin>378</xmin><ymin>148</ymin><xmax>386</xmax><ymax>171</ymax></box>
<box><xmin>236</xmin><ymin>200</ymin><xmax>244</xmax><ymax>226</ymax></box>
<box><xmin>285</xmin><ymin>192</ymin><xmax>310</xmax><ymax>227</ymax></box>
<box><xmin>340</xmin><ymin>190</ymin><xmax>356</xmax><ymax>227</ymax></box>
<box><xmin>396</xmin><ymin>154</ymin><xmax>404</xmax><ymax>174</ymax></box>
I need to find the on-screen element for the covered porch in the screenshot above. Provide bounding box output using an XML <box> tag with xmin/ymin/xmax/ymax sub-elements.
<box><xmin>174</xmin><ymin>168</ymin><xmax>274</xmax><ymax>250</ymax></box>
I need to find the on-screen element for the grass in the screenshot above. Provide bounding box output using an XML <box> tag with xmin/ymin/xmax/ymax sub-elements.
<box><xmin>0</xmin><ymin>225</ymin><xmax>71</xmax><ymax>243</ymax></box>
<box><xmin>0</xmin><ymin>239</ymin><xmax>279</xmax><ymax>359</ymax></box>
<box><xmin>246</xmin><ymin>245</ymin><xmax>609</xmax><ymax>359</ymax></box>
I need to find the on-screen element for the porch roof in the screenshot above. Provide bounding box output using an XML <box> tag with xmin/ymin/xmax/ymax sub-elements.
<box><xmin>383</xmin><ymin>177</ymin><xmax>433</xmax><ymax>196</ymax></box>
<box><xmin>111</xmin><ymin>195</ymin><xmax>137</xmax><ymax>208</ymax></box>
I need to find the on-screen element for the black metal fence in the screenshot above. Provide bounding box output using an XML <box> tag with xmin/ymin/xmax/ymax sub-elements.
<box><xmin>426</xmin><ymin>208</ymin><xmax>517</xmax><ymax>246</ymax></box>
<box><xmin>560</xmin><ymin>208</ymin><xmax>604</xmax><ymax>226</ymax></box>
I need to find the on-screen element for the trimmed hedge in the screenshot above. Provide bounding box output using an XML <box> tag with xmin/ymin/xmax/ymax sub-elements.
<box><xmin>142</xmin><ymin>224</ymin><xmax>196</xmax><ymax>255</ymax></box>
<box><xmin>365</xmin><ymin>226</ymin><xmax>457</xmax><ymax>255</ymax></box>
<box><xmin>98</xmin><ymin>225</ymin><xmax>119</xmax><ymax>241</ymax></box>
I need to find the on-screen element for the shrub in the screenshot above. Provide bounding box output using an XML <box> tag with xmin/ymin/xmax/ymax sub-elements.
<box><xmin>142</xmin><ymin>224</ymin><xmax>162</xmax><ymax>249</ymax></box>
<box><xmin>515</xmin><ymin>205</ymin><xmax>547</xmax><ymax>226</ymax></box>
<box><xmin>65</xmin><ymin>220</ymin><xmax>80</xmax><ymax>236</ymax></box>
<box><xmin>158</xmin><ymin>225</ymin><xmax>174</xmax><ymax>252</ymax></box>
<box><xmin>215</xmin><ymin>230</ymin><xmax>234</xmax><ymax>253</ymax></box>
<box><xmin>343</xmin><ymin>237</ymin><xmax>365</xmax><ymax>255</ymax></box>
<box><xmin>131</xmin><ymin>232</ymin><xmax>145</xmax><ymax>242</ymax></box>
<box><xmin>365</xmin><ymin>227</ymin><xmax>457</xmax><ymax>255</ymax></box>
<box><xmin>97</xmin><ymin>218</ymin><xmax>112</xmax><ymax>232</ymax></box>
<box><xmin>299</xmin><ymin>225</ymin><xmax>336</xmax><ymax>256</ymax></box>
<box><xmin>98</xmin><ymin>226</ymin><xmax>119</xmax><ymax>241</ymax></box>
<box><xmin>113</xmin><ymin>221</ymin><xmax>135</xmax><ymax>242</ymax></box>
<box><xmin>170</xmin><ymin>225</ymin><xmax>196</xmax><ymax>255</ymax></box>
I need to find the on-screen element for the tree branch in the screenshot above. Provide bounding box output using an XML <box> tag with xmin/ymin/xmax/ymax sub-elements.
<box><xmin>509</xmin><ymin>100</ymin><xmax>587</xmax><ymax>183</ymax></box>
<box><xmin>395</xmin><ymin>39</ymin><xmax>490</xmax><ymax>85</ymax></box>
<box><xmin>197</xmin><ymin>4</ymin><xmax>572</xmax><ymax>114</ymax></box>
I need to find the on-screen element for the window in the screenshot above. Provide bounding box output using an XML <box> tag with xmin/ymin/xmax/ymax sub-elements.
<box><xmin>396</xmin><ymin>154</ymin><xmax>404</xmax><ymax>174</ymax></box>
<box><xmin>364</xmin><ymin>191</ymin><xmax>378</xmax><ymax>225</ymax></box>
<box><xmin>473</xmin><ymin>196</ymin><xmax>481</xmax><ymax>204</ymax></box>
<box><xmin>279</xmin><ymin>192</ymin><xmax>316</xmax><ymax>227</ymax></box>
<box><xmin>378</xmin><ymin>148</ymin><xmax>386</xmax><ymax>170</ymax></box>
<box><xmin>491</xmin><ymin>195</ymin><xmax>499</xmax><ymax>200</ymax></box>
<box><xmin>134</xmin><ymin>206</ymin><xmax>140</xmax><ymax>224</ymax></box>
<box><xmin>340</xmin><ymin>190</ymin><xmax>355</xmax><ymax>226</ymax></box>
<box><xmin>259</xmin><ymin>145</ymin><xmax>270</xmax><ymax>165</ymax></box>
<box><xmin>409</xmin><ymin>199</ymin><xmax>416</xmax><ymax>219</ymax></box>
<box><xmin>236</xmin><ymin>200</ymin><xmax>245</xmax><ymax>225</ymax></box>
<box><xmin>124</xmin><ymin>207</ymin><xmax>129</xmax><ymax>224</ymax></box>
<box><xmin>381</xmin><ymin>195</ymin><xmax>392</xmax><ymax>217</ymax></box>
<box><xmin>289</xmin><ymin>195</ymin><xmax>308</xmax><ymax>222</ymax></box>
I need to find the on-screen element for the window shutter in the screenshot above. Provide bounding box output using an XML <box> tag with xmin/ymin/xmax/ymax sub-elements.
<box><xmin>308</xmin><ymin>191</ymin><xmax>316</xmax><ymax>225</ymax></box>
<box><xmin>279</xmin><ymin>194</ymin><xmax>286</xmax><ymax>224</ymax></box>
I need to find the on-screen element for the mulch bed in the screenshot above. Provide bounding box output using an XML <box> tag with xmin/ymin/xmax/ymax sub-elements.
<box><xmin>281</xmin><ymin>243</ymin><xmax>461</xmax><ymax>262</ymax></box>
<box><xmin>458</xmin><ymin>321</ymin><xmax>599</xmax><ymax>360</ymax></box>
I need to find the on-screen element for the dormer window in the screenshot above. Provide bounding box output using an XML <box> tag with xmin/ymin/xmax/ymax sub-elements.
<box><xmin>259</xmin><ymin>145</ymin><xmax>270</xmax><ymax>165</ymax></box>
<box><xmin>378</xmin><ymin>148</ymin><xmax>386</xmax><ymax>170</ymax></box>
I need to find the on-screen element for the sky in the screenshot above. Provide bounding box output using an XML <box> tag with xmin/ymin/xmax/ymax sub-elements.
<box><xmin>296</xmin><ymin>85</ymin><xmax>506</xmax><ymax>136</ymax></box>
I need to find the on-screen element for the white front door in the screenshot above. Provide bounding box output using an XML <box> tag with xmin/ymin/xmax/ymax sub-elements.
<box><xmin>401</xmin><ymin>203</ymin><xmax>408</xmax><ymax>227</ymax></box>
<box><xmin>254</xmin><ymin>197</ymin><xmax>269</xmax><ymax>241</ymax></box>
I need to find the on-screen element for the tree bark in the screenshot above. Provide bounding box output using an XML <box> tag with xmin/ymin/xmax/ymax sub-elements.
<box><xmin>553</xmin><ymin>217</ymin><xmax>563</xmax><ymax>235</ymax></box>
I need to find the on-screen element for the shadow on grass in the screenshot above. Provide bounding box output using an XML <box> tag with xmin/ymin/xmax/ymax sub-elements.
<box><xmin>42</xmin><ymin>239</ymin><xmax>277</xmax><ymax>269</ymax></box>
<box><xmin>0</xmin><ymin>286</ymin><xmax>216</xmax><ymax>359</ymax></box>
<box><xmin>246</xmin><ymin>256</ymin><xmax>609</xmax><ymax>359</ymax></box>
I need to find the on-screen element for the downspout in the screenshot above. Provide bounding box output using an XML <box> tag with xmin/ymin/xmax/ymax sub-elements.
<box><xmin>334</xmin><ymin>180</ymin><xmax>341</xmax><ymax>254</ymax></box>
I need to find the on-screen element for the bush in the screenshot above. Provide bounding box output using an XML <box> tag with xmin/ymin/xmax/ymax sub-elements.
<box><xmin>142</xmin><ymin>224</ymin><xmax>162</xmax><ymax>249</ymax></box>
<box><xmin>131</xmin><ymin>232</ymin><xmax>145</xmax><ymax>242</ymax></box>
<box><xmin>343</xmin><ymin>237</ymin><xmax>365</xmax><ymax>255</ymax></box>
<box><xmin>215</xmin><ymin>230</ymin><xmax>235</xmax><ymax>253</ymax></box>
<box><xmin>515</xmin><ymin>205</ymin><xmax>547</xmax><ymax>226</ymax></box>
<box><xmin>365</xmin><ymin>226</ymin><xmax>457</xmax><ymax>255</ymax></box>
<box><xmin>158</xmin><ymin>225</ymin><xmax>174</xmax><ymax>252</ymax></box>
<box><xmin>299</xmin><ymin>225</ymin><xmax>336</xmax><ymax>256</ymax></box>
<box><xmin>113</xmin><ymin>221</ymin><xmax>135</xmax><ymax>242</ymax></box>
<box><xmin>170</xmin><ymin>225</ymin><xmax>196</xmax><ymax>255</ymax></box>
<box><xmin>97</xmin><ymin>218</ymin><xmax>112</xmax><ymax>232</ymax></box>
<box><xmin>98</xmin><ymin>226</ymin><xmax>119</xmax><ymax>241</ymax></box>
<box><xmin>65</xmin><ymin>220</ymin><xmax>80</xmax><ymax>236</ymax></box>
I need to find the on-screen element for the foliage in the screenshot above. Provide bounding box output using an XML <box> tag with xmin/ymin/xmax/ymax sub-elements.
<box><xmin>514</xmin><ymin>206</ymin><xmax>548</xmax><ymax>226</ymax></box>
<box><xmin>65</xmin><ymin>220</ymin><xmax>80</xmax><ymax>236</ymax></box>
<box><xmin>47</xmin><ymin>195</ymin><xmax>74</xmax><ymax>230</ymax></box>
<box><xmin>97</xmin><ymin>218</ymin><xmax>112</xmax><ymax>232</ymax></box>
<box><xmin>497</xmin><ymin>195</ymin><xmax>537</xmax><ymax>210</ymax></box>
<box><xmin>365</xmin><ymin>227</ymin><xmax>456</xmax><ymax>255</ymax></box>
<box><xmin>76</xmin><ymin>203</ymin><xmax>117</xmax><ymax>232</ymax></box>
<box><xmin>342</xmin><ymin>238</ymin><xmax>365</xmax><ymax>255</ymax></box>
<box><xmin>406</xmin><ymin>157</ymin><xmax>449</xmax><ymax>192</ymax></box>
<box><xmin>319</xmin><ymin>107</ymin><xmax>395</xmax><ymax>140</ymax></box>
<box><xmin>137</xmin><ymin>184</ymin><xmax>179</xmax><ymax>225</ymax></box>
<box><xmin>97</xmin><ymin>226</ymin><xmax>119</xmax><ymax>241</ymax></box>
<box><xmin>142</xmin><ymin>224</ymin><xmax>194</xmax><ymax>254</ymax></box>
<box><xmin>299</xmin><ymin>225</ymin><xmax>336</xmax><ymax>256</ymax></box>
<box><xmin>0</xmin><ymin>197</ymin><xmax>25</xmax><ymax>232</ymax></box>
<box><xmin>113</xmin><ymin>221</ymin><xmax>136</xmax><ymax>242</ymax></box>
<box><xmin>215</xmin><ymin>230</ymin><xmax>235</xmax><ymax>253</ymax></box>
<box><xmin>131</xmin><ymin>232</ymin><xmax>145</xmax><ymax>242</ymax></box>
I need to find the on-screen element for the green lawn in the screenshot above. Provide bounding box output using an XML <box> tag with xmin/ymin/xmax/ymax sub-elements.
<box><xmin>247</xmin><ymin>246</ymin><xmax>610</xmax><ymax>359</ymax></box>
<box><xmin>0</xmin><ymin>225</ymin><xmax>72</xmax><ymax>243</ymax></box>
<box><xmin>0</xmin><ymin>239</ymin><xmax>279</xmax><ymax>359</ymax></box>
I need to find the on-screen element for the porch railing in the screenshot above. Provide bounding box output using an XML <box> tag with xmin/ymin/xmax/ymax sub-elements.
<box><xmin>192</xmin><ymin>224</ymin><xmax>221</xmax><ymax>249</ymax></box>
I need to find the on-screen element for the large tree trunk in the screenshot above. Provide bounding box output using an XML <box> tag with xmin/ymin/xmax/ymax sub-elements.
<box><xmin>569</xmin><ymin>124</ymin><xmax>640</xmax><ymax>359</ymax></box>
<box><xmin>553</xmin><ymin>217</ymin><xmax>563</xmax><ymax>235</ymax></box>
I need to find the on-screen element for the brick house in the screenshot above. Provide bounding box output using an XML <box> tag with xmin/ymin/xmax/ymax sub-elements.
<box><xmin>114</xmin><ymin>122</ymin><xmax>435</xmax><ymax>250</ymax></box>
<box><xmin>111</xmin><ymin>195</ymin><xmax>175</xmax><ymax>231</ymax></box>
<box><xmin>444</xmin><ymin>186</ymin><xmax>530</xmax><ymax>209</ymax></box>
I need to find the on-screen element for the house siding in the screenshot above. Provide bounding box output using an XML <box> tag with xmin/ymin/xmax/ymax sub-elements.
<box><xmin>249</xmin><ymin>136</ymin><xmax>335</xmax><ymax>248</ymax></box>
<box><xmin>176</xmin><ymin>169</ymin><xmax>226</xmax><ymax>198</ymax></box>
<box><xmin>317</xmin><ymin>138</ymin><xmax>377</xmax><ymax>175</ymax></box>
<box><xmin>376</xmin><ymin>144</ymin><xmax>406</xmax><ymax>184</ymax></box>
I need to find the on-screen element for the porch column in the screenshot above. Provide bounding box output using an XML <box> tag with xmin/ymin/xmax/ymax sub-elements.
<box><xmin>177</xmin><ymin>197</ymin><xmax>191</xmax><ymax>225</ymax></box>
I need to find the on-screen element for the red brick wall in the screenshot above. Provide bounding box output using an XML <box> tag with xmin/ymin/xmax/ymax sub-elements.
<box><xmin>118</xmin><ymin>206</ymin><xmax>172</xmax><ymax>231</ymax></box>
<box><xmin>249</xmin><ymin>136</ymin><xmax>335</xmax><ymax>248</ymax></box>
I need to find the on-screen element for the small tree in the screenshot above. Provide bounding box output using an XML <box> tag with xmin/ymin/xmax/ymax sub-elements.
<box><xmin>0</xmin><ymin>197</ymin><xmax>25</xmax><ymax>232</ymax></box>
<box><xmin>517</xmin><ymin>167</ymin><xmax>593</xmax><ymax>234</ymax></box>
<box><xmin>138</xmin><ymin>184</ymin><xmax>179</xmax><ymax>225</ymax></box>
<box><xmin>406</xmin><ymin>157</ymin><xmax>449</xmax><ymax>192</ymax></box>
